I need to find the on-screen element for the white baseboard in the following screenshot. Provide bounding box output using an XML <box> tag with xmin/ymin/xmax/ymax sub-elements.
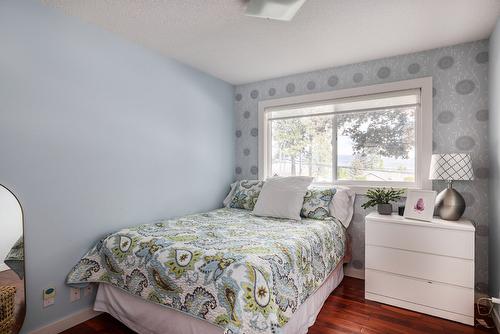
<box><xmin>344</xmin><ymin>266</ymin><xmax>365</xmax><ymax>279</ymax></box>
<box><xmin>493</xmin><ymin>307</ymin><xmax>500</xmax><ymax>334</ymax></box>
<box><xmin>29</xmin><ymin>307</ymin><xmax>101</xmax><ymax>334</ymax></box>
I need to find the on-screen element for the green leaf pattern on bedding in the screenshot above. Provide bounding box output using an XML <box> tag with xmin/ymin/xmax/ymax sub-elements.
<box><xmin>229</xmin><ymin>180</ymin><xmax>264</xmax><ymax>210</ymax></box>
<box><xmin>67</xmin><ymin>208</ymin><xmax>345</xmax><ymax>334</ymax></box>
<box><xmin>4</xmin><ymin>236</ymin><xmax>24</xmax><ymax>279</ymax></box>
<box><xmin>301</xmin><ymin>188</ymin><xmax>336</xmax><ymax>220</ymax></box>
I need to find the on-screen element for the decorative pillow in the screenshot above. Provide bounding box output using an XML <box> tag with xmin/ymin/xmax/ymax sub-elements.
<box><xmin>301</xmin><ymin>188</ymin><xmax>337</xmax><ymax>219</ymax></box>
<box><xmin>252</xmin><ymin>176</ymin><xmax>313</xmax><ymax>220</ymax></box>
<box><xmin>223</xmin><ymin>181</ymin><xmax>238</xmax><ymax>207</ymax></box>
<box><xmin>229</xmin><ymin>180</ymin><xmax>265</xmax><ymax>210</ymax></box>
<box><xmin>329</xmin><ymin>186</ymin><xmax>356</xmax><ymax>228</ymax></box>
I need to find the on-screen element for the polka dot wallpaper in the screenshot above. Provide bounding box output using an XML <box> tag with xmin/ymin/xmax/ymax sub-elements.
<box><xmin>233</xmin><ymin>40</ymin><xmax>489</xmax><ymax>293</ymax></box>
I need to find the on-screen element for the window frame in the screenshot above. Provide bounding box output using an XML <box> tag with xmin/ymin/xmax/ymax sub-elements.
<box><xmin>258</xmin><ymin>77</ymin><xmax>433</xmax><ymax>193</ymax></box>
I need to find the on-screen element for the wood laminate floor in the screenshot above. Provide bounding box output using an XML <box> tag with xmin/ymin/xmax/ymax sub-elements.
<box><xmin>62</xmin><ymin>277</ymin><xmax>496</xmax><ymax>334</ymax></box>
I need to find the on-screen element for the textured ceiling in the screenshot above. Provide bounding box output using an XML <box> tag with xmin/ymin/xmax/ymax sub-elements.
<box><xmin>42</xmin><ymin>0</ymin><xmax>500</xmax><ymax>85</ymax></box>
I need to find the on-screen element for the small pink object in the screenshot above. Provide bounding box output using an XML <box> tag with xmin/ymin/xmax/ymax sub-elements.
<box><xmin>414</xmin><ymin>198</ymin><xmax>425</xmax><ymax>212</ymax></box>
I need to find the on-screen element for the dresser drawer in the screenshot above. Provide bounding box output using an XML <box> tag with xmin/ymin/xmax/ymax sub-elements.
<box><xmin>366</xmin><ymin>269</ymin><xmax>474</xmax><ymax>317</ymax></box>
<box><xmin>365</xmin><ymin>220</ymin><xmax>474</xmax><ymax>259</ymax></box>
<box><xmin>365</xmin><ymin>245</ymin><xmax>474</xmax><ymax>288</ymax></box>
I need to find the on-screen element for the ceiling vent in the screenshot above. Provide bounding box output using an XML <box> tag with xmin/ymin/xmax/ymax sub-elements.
<box><xmin>245</xmin><ymin>0</ymin><xmax>307</xmax><ymax>21</ymax></box>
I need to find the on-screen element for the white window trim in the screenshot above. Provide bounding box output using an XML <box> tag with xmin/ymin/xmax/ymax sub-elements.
<box><xmin>258</xmin><ymin>77</ymin><xmax>433</xmax><ymax>194</ymax></box>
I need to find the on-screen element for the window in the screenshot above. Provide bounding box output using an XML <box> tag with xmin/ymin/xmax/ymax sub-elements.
<box><xmin>258</xmin><ymin>78</ymin><xmax>432</xmax><ymax>191</ymax></box>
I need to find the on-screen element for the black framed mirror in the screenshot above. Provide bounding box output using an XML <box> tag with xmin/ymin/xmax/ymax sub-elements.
<box><xmin>0</xmin><ymin>184</ymin><xmax>25</xmax><ymax>334</ymax></box>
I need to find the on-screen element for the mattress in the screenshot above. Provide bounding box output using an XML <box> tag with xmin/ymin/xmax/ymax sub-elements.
<box><xmin>94</xmin><ymin>262</ymin><xmax>344</xmax><ymax>334</ymax></box>
<box><xmin>67</xmin><ymin>208</ymin><xmax>346</xmax><ymax>334</ymax></box>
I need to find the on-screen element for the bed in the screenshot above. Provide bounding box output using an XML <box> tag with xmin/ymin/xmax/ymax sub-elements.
<box><xmin>67</xmin><ymin>207</ymin><xmax>348</xmax><ymax>334</ymax></box>
<box><xmin>4</xmin><ymin>236</ymin><xmax>24</xmax><ymax>279</ymax></box>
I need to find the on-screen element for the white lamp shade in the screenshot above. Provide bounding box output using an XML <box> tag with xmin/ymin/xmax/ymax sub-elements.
<box><xmin>429</xmin><ymin>153</ymin><xmax>474</xmax><ymax>181</ymax></box>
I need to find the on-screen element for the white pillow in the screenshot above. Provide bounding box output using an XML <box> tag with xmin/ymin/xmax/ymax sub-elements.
<box><xmin>329</xmin><ymin>186</ymin><xmax>356</xmax><ymax>228</ymax></box>
<box><xmin>223</xmin><ymin>181</ymin><xmax>238</xmax><ymax>207</ymax></box>
<box><xmin>252</xmin><ymin>176</ymin><xmax>313</xmax><ymax>220</ymax></box>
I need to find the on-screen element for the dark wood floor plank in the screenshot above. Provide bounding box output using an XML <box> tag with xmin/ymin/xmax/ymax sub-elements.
<box><xmin>62</xmin><ymin>277</ymin><xmax>496</xmax><ymax>334</ymax></box>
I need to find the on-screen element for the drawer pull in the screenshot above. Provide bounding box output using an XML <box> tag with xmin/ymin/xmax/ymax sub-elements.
<box><xmin>427</xmin><ymin>281</ymin><xmax>433</xmax><ymax>284</ymax></box>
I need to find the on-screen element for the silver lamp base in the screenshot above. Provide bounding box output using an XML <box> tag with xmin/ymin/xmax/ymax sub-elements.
<box><xmin>435</xmin><ymin>181</ymin><xmax>465</xmax><ymax>221</ymax></box>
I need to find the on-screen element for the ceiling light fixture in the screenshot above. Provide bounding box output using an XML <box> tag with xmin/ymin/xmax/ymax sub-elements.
<box><xmin>245</xmin><ymin>0</ymin><xmax>308</xmax><ymax>21</ymax></box>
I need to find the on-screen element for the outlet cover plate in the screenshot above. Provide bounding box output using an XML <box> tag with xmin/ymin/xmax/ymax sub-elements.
<box><xmin>70</xmin><ymin>287</ymin><xmax>81</xmax><ymax>302</ymax></box>
<box><xmin>43</xmin><ymin>287</ymin><xmax>56</xmax><ymax>307</ymax></box>
<box><xmin>83</xmin><ymin>285</ymin><xmax>93</xmax><ymax>297</ymax></box>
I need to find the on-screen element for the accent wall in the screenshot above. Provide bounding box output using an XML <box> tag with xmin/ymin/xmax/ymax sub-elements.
<box><xmin>234</xmin><ymin>40</ymin><xmax>489</xmax><ymax>294</ymax></box>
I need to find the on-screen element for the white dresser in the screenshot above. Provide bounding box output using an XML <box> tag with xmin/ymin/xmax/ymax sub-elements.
<box><xmin>364</xmin><ymin>212</ymin><xmax>475</xmax><ymax>325</ymax></box>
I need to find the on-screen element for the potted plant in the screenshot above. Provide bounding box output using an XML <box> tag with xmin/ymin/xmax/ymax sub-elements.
<box><xmin>361</xmin><ymin>187</ymin><xmax>405</xmax><ymax>215</ymax></box>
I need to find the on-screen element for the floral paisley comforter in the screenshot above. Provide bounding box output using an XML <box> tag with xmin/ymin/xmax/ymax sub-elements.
<box><xmin>4</xmin><ymin>236</ymin><xmax>24</xmax><ymax>279</ymax></box>
<box><xmin>67</xmin><ymin>208</ymin><xmax>346</xmax><ymax>334</ymax></box>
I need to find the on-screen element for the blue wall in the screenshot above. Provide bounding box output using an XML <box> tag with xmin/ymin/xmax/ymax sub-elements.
<box><xmin>489</xmin><ymin>17</ymin><xmax>500</xmax><ymax>317</ymax></box>
<box><xmin>0</xmin><ymin>1</ymin><xmax>234</xmax><ymax>332</ymax></box>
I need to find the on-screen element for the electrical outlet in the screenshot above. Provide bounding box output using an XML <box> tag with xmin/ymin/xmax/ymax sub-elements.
<box><xmin>43</xmin><ymin>287</ymin><xmax>56</xmax><ymax>307</ymax></box>
<box><xmin>70</xmin><ymin>287</ymin><xmax>81</xmax><ymax>302</ymax></box>
<box><xmin>83</xmin><ymin>285</ymin><xmax>93</xmax><ymax>297</ymax></box>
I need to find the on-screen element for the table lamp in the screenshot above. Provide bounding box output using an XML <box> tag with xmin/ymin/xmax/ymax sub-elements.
<box><xmin>429</xmin><ymin>153</ymin><xmax>474</xmax><ymax>220</ymax></box>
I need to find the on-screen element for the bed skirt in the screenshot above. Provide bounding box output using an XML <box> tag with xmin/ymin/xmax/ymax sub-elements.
<box><xmin>94</xmin><ymin>261</ymin><xmax>345</xmax><ymax>334</ymax></box>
